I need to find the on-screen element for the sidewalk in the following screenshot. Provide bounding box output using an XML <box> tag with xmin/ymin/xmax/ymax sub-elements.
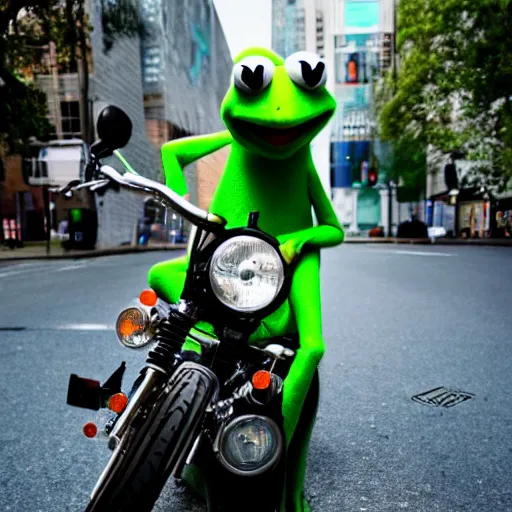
<box><xmin>343</xmin><ymin>237</ymin><xmax>512</xmax><ymax>246</ymax></box>
<box><xmin>0</xmin><ymin>241</ymin><xmax>187</xmax><ymax>261</ymax></box>
<box><xmin>1</xmin><ymin>237</ymin><xmax>511</xmax><ymax>261</ymax></box>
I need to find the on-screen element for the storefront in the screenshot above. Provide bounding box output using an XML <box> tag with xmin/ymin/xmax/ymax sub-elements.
<box><xmin>493</xmin><ymin>195</ymin><xmax>512</xmax><ymax>238</ymax></box>
<box><xmin>429</xmin><ymin>188</ymin><xmax>494</xmax><ymax>238</ymax></box>
<box><xmin>426</xmin><ymin>193</ymin><xmax>456</xmax><ymax>237</ymax></box>
<box><xmin>458</xmin><ymin>200</ymin><xmax>491</xmax><ymax>239</ymax></box>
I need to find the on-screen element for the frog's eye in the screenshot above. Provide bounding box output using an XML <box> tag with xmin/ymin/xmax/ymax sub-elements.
<box><xmin>285</xmin><ymin>52</ymin><xmax>327</xmax><ymax>90</ymax></box>
<box><xmin>233</xmin><ymin>56</ymin><xmax>275</xmax><ymax>94</ymax></box>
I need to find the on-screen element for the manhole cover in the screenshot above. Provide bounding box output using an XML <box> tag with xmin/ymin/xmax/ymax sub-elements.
<box><xmin>412</xmin><ymin>387</ymin><xmax>474</xmax><ymax>408</ymax></box>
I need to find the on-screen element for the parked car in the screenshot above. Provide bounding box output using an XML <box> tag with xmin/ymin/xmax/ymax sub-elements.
<box><xmin>396</xmin><ymin>218</ymin><xmax>429</xmax><ymax>239</ymax></box>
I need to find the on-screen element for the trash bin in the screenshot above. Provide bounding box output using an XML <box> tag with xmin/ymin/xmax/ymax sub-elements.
<box><xmin>67</xmin><ymin>208</ymin><xmax>98</xmax><ymax>250</ymax></box>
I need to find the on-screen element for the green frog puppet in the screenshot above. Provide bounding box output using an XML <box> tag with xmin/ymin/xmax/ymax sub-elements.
<box><xmin>148</xmin><ymin>47</ymin><xmax>344</xmax><ymax>511</ymax></box>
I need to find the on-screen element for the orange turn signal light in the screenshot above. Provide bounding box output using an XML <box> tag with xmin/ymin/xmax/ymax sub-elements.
<box><xmin>83</xmin><ymin>422</ymin><xmax>98</xmax><ymax>438</ymax></box>
<box><xmin>139</xmin><ymin>289</ymin><xmax>158</xmax><ymax>307</ymax></box>
<box><xmin>108</xmin><ymin>393</ymin><xmax>129</xmax><ymax>413</ymax></box>
<box><xmin>252</xmin><ymin>370</ymin><xmax>272</xmax><ymax>390</ymax></box>
<box><xmin>118</xmin><ymin>317</ymin><xmax>138</xmax><ymax>338</ymax></box>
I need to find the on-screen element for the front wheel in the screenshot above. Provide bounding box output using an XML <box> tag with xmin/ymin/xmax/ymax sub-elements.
<box><xmin>85</xmin><ymin>363</ymin><xmax>216</xmax><ymax>512</ymax></box>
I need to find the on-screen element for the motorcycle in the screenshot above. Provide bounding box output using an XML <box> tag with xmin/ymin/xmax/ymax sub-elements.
<box><xmin>64</xmin><ymin>106</ymin><xmax>300</xmax><ymax>511</ymax></box>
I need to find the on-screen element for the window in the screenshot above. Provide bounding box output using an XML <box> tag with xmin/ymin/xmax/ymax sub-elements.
<box><xmin>60</xmin><ymin>101</ymin><xmax>81</xmax><ymax>139</ymax></box>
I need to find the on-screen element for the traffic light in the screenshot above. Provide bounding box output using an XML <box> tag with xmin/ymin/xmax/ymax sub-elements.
<box><xmin>368</xmin><ymin>168</ymin><xmax>378</xmax><ymax>187</ymax></box>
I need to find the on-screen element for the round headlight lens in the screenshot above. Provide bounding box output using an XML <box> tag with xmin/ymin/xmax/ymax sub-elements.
<box><xmin>115</xmin><ymin>307</ymin><xmax>152</xmax><ymax>348</ymax></box>
<box><xmin>209</xmin><ymin>236</ymin><xmax>285</xmax><ymax>312</ymax></box>
<box><xmin>218</xmin><ymin>415</ymin><xmax>282</xmax><ymax>475</ymax></box>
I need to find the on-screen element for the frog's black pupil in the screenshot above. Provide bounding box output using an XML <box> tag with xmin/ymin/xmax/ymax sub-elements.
<box><xmin>240</xmin><ymin>269</ymin><xmax>255</xmax><ymax>281</ymax></box>
<box><xmin>241</xmin><ymin>64</ymin><xmax>264</xmax><ymax>90</ymax></box>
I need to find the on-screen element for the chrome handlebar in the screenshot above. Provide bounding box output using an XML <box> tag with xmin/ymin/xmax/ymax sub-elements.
<box><xmin>58</xmin><ymin>165</ymin><xmax>226</xmax><ymax>231</ymax></box>
<box><xmin>99</xmin><ymin>166</ymin><xmax>225</xmax><ymax>229</ymax></box>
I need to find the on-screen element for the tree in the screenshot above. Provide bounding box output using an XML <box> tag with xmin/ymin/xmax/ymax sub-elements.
<box><xmin>1</xmin><ymin>0</ymin><xmax>143</xmax><ymax>151</ymax></box>
<box><xmin>375</xmin><ymin>0</ymin><xmax>512</xmax><ymax>193</ymax></box>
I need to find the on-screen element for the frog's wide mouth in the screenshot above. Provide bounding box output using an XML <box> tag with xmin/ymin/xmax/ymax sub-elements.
<box><xmin>230</xmin><ymin>111</ymin><xmax>333</xmax><ymax>148</ymax></box>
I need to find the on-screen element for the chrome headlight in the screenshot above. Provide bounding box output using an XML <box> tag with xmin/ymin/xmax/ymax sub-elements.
<box><xmin>209</xmin><ymin>236</ymin><xmax>285</xmax><ymax>313</ymax></box>
<box><xmin>115</xmin><ymin>307</ymin><xmax>153</xmax><ymax>348</ymax></box>
<box><xmin>217</xmin><ymin>415</ymin><xmax>283</xmax><ymax>476</ymax></box>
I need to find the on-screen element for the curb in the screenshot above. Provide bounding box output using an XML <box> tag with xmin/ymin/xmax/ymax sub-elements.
<box><xmin>0</xmin><ymin>244</ymin><xmax>188</xmax><ymax>262</ymax></box>
<box><xmin>343</xmin><ymin>238</ymin><xmax>512</xmax><ymax>246</ymax></box>
<box><xmin>1</xmin><ymin>238</ymin><xmax>511</xmax><ymax>261</ymax></box>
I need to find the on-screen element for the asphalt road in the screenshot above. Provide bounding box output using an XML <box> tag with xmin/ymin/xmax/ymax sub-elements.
<box><xmin>0</xmin><ymin>245</ymin><xmax>511</xmax><ymax>512</ymax></box>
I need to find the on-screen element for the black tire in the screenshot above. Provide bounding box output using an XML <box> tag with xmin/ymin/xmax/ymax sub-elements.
<box><xmin>85</xmin><ymin>363</ymin><xmax>215</xmax><ymax>512</ymax></box>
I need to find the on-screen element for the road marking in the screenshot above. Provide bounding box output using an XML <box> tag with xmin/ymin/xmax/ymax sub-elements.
<box><xmin>393</xmin><ymin>250</ymin><xmax>454</xmax><ymax>257</ymax></box>
<box><xmin>370</xmin><ymin>249</ymin><xmax>455</xmax><ymax>257</ymax></box>
<box><xmin>0</xmin><ymin>268</ymin><xmax>46</xmax><ymax>279</ymax></box>
<box><xmin>58</xmin><ymin>323</ymin><xmax>113</xmax><ymax>330</ymax></box>
<box><xmin>0</xmin><ymin>261</ymin><xmax>89</xmax><ymax>278</ymax></box>
<box><xmin>56</xmin><ymin>264</ymin><xmax>87</xmax><ymax>272</ymax></box>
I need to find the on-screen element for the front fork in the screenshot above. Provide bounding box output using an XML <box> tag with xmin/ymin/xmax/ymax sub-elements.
<box><xmin>107</xmin><ymin>367</ymin><xmax>161</xmax><ymax>449</ymax></box>
<box><xmin>106</xmin><ymin>298</ymin><xmax>217</xmax><ymax>444</ymax></box>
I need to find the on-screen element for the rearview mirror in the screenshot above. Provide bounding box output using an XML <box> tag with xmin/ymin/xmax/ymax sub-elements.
<box><xmin>92</xmin><ymin>106</ymin><xmax>132</xmax><ymax>157</ymax></box>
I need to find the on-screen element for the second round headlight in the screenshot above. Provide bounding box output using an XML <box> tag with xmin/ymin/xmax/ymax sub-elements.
<box><xmin>209</xmin><ymin>235</ymin><xmax>285</xmax><ymax>313</ymax></box>
<box><xmin>217</xmin><ymin>415</ymin><xmax>283</xmax><ymax>476</ymax></box>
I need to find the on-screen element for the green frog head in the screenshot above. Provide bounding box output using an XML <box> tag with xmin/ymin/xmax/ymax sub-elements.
<box><xmin>220</xmin><ymin>47</ymin><xmax>336</xmax><ymax>160</ymax></box>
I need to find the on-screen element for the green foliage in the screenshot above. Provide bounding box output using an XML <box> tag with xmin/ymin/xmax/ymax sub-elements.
<box><xmin>376</xmin><ymin>137</ymin><xmax>427</xmax><ymax>201</ymax></box>
<box><xmin>3</xmin><ymin>2</ymin><xmax>85</xmax><ymax>75</ymax></box>
<box><xmin>1</xmin><ymin>0</ymin><xmax>143</xmax><ymax>152</ymax></box>
<box><xmin>101</xmin><ymin>0</ymin><xmax>145</xmax><ymax>53</ymax></box>
<box><xmin>0</xmin><ymin>82</ymin><xmax>56</xmax><ymax>152</ymax></box>
<box><xmin>375</xmin><ymin>0</ymin><xmax>512</xmax><ymax>193</ymax></box>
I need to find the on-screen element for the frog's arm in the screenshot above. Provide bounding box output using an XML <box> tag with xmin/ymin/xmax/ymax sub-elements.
<box><xmin>278</xmin><ymin>163</ymin><xmax>344</xmax><ymax>262</ymax></box>
<box><xmin>162</xmin><ymin>130</ymin><xmax>233</xmax><ymax>195</ymax></box>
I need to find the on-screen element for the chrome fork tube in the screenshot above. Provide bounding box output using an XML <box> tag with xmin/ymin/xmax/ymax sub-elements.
<box><xmin>108</xmin><ymin>367</ymin><xmax>160</xmax><ymax>449</ymax></box>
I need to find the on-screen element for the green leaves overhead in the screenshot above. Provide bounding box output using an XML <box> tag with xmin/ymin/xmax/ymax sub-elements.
<box><xmin>101</xmin><ymin>0</ymin><xmax>145</xmax><ymax>53</ymax></box>
<box><xmin>1</xmin><ymin>0</ymin><xmax>144</xmax><ymax>152</ymax></box>
<box><xmin>376</xmin><ymin>0</ymin><xmax>512</xmax><ymax>192</ymax></box>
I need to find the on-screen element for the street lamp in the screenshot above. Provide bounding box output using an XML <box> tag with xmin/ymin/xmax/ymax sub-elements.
<box><xmin>448</xmin><ymin>188</ymin><xmax>459</xmax><ymax>206</ymax></box>
<box><xmin>348</xmin><ymin>181</ymin><xmax>362</xmax><ymax>235</ymax></box>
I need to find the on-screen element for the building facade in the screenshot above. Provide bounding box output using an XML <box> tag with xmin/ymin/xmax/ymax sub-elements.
<box><xmin>23</xmin><ymin>0</ymin><xmax>233</xmax><ymax>249</ymax></box>
<box><xmin>325</xmin><ymin>0</ymin><xmax>404</xmax><ymax>235</ymax></box>
<box><xmin>272</xmin><ymin>0</ymin><xmax>306</xmax><ymax>59</ymax></box>
<box><xmin>140</xmin><ymin>0</ymin><xmax>232</xmax><ymax>209</ymax></box>
<box><xmin>426</xmin><ymin>156</ymin><xmax>512</xmax><ymax>239</ymax></box>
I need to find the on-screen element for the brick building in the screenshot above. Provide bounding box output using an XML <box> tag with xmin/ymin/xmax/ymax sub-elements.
<box><xmin>0</xmin><ymin>149</ymin><xmax>46</xmax><ymax>243</ymax></box>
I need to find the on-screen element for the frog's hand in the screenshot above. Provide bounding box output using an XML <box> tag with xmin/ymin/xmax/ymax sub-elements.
<box><xmin>162</xmin><ymin>130</ymin><xmax>233</xmax><ymax>195</ymax></box>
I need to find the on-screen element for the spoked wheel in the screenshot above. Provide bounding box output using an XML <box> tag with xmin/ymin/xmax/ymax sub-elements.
<box><xmin>84</xmin><ymin>363</ymin><xmax>216</xmax><ymax>512</ymax></box>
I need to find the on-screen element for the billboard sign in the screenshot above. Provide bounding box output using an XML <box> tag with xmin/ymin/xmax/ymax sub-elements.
<box><xmin>344</xmin><ymin>0</ymin><xmax>380</xmax><ymax>34</ymax></box>
<box><xmin>335</xmin><ymin>33</ymin><xmax>380</xmax><ymax>84</ymax></box>
<box><xmin>331</xmin><ymin>140</ymin><xmax>371</xmax><ymax>187</ymax></box>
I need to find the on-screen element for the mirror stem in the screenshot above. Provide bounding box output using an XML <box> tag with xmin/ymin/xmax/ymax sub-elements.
<box><xmin>113</xmin><ymin>150</ymin><xmax>140</xmax><ymax>176</ymax></box>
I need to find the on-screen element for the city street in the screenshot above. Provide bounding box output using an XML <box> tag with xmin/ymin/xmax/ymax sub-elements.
<box><xmin>0</xmin><ymin>245</ymin><xmax>511</xmax><ymax>511</ymax></box>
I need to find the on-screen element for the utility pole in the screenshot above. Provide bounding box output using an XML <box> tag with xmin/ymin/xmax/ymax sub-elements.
<box><xmin>392</xmin><ymin>0</ymin><xmax>397</xmax><ymax>93</ymax></box>
<box><xmin>77</xmin><ymin>2</ymin><xmax>91</xmax><ymax>144</ymax></box>
<box><xmin>49</xmin><ymin>41</ymin><xmax>63</xmax><ymax>139</ymax></box>
<box><xmin>389</xmin><ymin>0</ymin><xmax>397</xmax><ymax>236</ymax></box>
